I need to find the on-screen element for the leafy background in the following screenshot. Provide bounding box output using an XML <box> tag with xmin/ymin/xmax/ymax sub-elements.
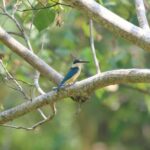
<box><xmin>0</xmin><ymin>0</ymin><xmax>150</xmax><ymax>150</ymax></box>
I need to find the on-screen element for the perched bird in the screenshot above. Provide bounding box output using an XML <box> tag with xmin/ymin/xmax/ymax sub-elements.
<box><xmin>56</xmin><ymin>59</ymin><xmax>89</xmax><ymax>91</ymax></box>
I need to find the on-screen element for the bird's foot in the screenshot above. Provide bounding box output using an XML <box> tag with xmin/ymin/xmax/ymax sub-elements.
<box><xmin>52</xmin><ymin>83</ymin><xmax>75</xmax><ymax>92</ymax></box>
<box><xmin>52</xmin><ymin>85</ymin><xmax>65</xmax><ymax>92</ymax></box>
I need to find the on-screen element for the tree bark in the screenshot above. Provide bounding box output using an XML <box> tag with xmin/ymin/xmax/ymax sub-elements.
<box><xmin>63</xmin><ymin>0</ymin><xmax>150</xmax><ymax>51</ymax></box>
<box><xmin>1</xmin><ymin>69</ymin><xmax>150</xmax><ymax>124</ymax></box>
<box><xmin>0</xmin><ymin>26</ymin><xmax>62</xmax><ymax>84</ymax></box>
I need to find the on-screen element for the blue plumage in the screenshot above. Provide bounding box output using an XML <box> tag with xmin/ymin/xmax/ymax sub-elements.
<box><xmin>56</xmin><ymin>67</ymin><xmax>79</xmax><ymax>91</ymax></box>
<box><xmin>54</xmin><ymin>59</ymin><xmax>89</xmax><ymax>92</ymax></box>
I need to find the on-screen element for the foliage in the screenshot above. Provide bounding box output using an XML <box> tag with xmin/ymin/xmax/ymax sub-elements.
<box><xmin>0</xmin><ymin>0</ymin><xmax>150</xmax><ymax>150</ymax></box>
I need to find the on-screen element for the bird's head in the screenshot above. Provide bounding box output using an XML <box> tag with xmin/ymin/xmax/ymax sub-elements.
<box><xmin>72</xmin><ymin>59</ymin><xmax>89</xmax><ymax>67</ymax></box>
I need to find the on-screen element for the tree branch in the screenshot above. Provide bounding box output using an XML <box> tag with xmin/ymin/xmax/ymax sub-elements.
<box><xmin>0</xmin><ymin>26</ymin><xmax>62</xmax><ymax>84</ymax></box>
<box><xmin>63</xmin><ymin>0</ymin><xmax>150</xmax><ymax>51</ymax></box>
<box><xmin>17</xmin><ymin>2</ymin><xmax>72</xmax><ymax>12</ymax></box>
<box><xmin>33</xmin><ymin>71</ymin><xmax>50</xmax><ymax>120</ymax></box>
<box><xmin>1</xmin><ymin>103</ymin><xmax>56</xmax><ymax>130</ymax></box>
<box><xmin>1</xmin><ymin>5</ymin><xmax>33</xmax><ymax>50</ymax></box>
<box><xmin>0</xmin><ymin>6</ymin><xmax>57</xmax><ymax>127</ymax></box>
<box><xmin>89</xmin><ymin>19</ymin><xmax>101</xmax><ymax>73</ymax></box>
<box><xmin>1</xmin><ymin>69</ymin><xmax>150</xmax><ymax>124</ymax></box>
<box><xmin>0</xmin><ymin>60</ymin><xmax>29</xmax><ymax>100</ymax></box>
<box><xmin>1</xmin><ymin>114</ymin><xmax>54</xmax><ymax>130</ymax></box>
<box><xmin>7</xmin><ymin>31</ymin><xmax>22</xmax><ymax>37</ymax></box>
<box><xmin>135</xmin><ymin>0</ymin><xmax>150</xmax><ymax>30</ymax></box>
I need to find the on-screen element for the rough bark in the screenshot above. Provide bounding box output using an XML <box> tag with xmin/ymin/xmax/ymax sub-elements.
<box><xmin>1</xmin><ymin>0</ymin><xmax>150</xmax><ymax>124</ymax></box>
<box><xmin>0</xmin><ymin>27</ymin><xmax>62</xmax><ymax>84</ymax></box>
<box><xmin>1</xmin><ymin>69</ymin><xmax>150</xmax><ymax>124</ymax></box>
<box><xmin>63</xmin><ymin>0</ymin><xmax>150</xmax><ymax>51</ymax></box>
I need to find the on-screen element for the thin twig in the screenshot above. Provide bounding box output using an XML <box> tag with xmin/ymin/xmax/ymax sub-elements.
<box><xmin>10</xmin><ymin>2</ymin><xmax>46</xmax><ymax>119</ymax></box>
<box><xmin>34</xmin><ymin>71</ymin><xmax>47</xmax><ymax>119</ymax></box>
<box><xmin>0</xmin><ymin>102</ymin><xmax>57</xmax><ymax>130</ymax></box>
<box><xmin>135</xmin><ymin>0</ymin><xmax>150</xmax><ymax>30</ymax></box>
<box><xmin>27</xmin><ymin>0</ymin><xmax>34</xmax><ymax>8</ymax></box>
<box><xmin>29</xmin><ymin>12</ymin><xmax>35</xmax><ymax>38</ymax></box>
<box><xmin>0</xmin><ymin>61</ymin><xmax>54</xmax><ymax>127</ymax></box>
<box><xmin>1</xmin><ymin>2</ymin><xmax>48</xmax><ymax>119</ymax></box>
<box><xmin>2</xmin><ymin>0</ymin><xmax>6</xmax><ymax>10</ymax></box>
<box><xmin>1</xmin><ymin>6</ymin><xmax>33</xmax><ymax>51</ymax></box>
<box><xmin>1</xmin><ymin>74</ymin><xmax>34</xmax><ymax>86</ymax></box>
<box><xmin>12</xmin><ymin>78</ymin><xmax>34</xmax><ymax>86</ymax></box>
<box><xmin>31</xmin><ymin>33</ymin><xmax>55</xmax><ymax>120</ymax></box>
<box><xmin>0</xmin><ymin>60</ymin><xmax>29</xmax><ymax>99</ymax></box>
<box><xmin>89</xmin><ymin>19</ymin><xmax>101</xmax><ymax>73</ymax></box>
<box><xmin>12</xmin><ymin>1</ymin><xmax>21</xmax><ymax>16</ymax></box>
<box><xmin>0</xmin><ymin>58</ymin><xmax>55</xmax><ymax>129</ymax></box>
<box><xmin>27</xmin><ymin>14</ymin><xmax>48</xmax><ymax>119</ymax></box>
<box><xmin>33</xmin><ymin>73</ymin><xmax>49</xmax><ymax>120</ymax></box>
<box><xmin>17</xmin><ymin>2</ymin><xmax>71</xmax><ymax>12</ymax></box>
<box><xmin>33</xmin><ymin>34</ymin><xmax>46</xmax><ymax>95</ymax></box>
<box><xmin>33</xmin><ymin>35</ymin><xmax>46</xmax><ymax>95</ymax></box>
<box><xmin>1</xmin><ymin>11</ymin><xmax>24</xmax><ymax>34</ymax></box>
<box><xmin>7</xmin><ymin>31</ymin><xmax>22</xmax><ymax>37</ymax></box>
<box><xmin>1</xmin><ymin>114</ymin><xmax>54</xmax><ymax>130</ymax></box>
<box><xmin>1</xmin><ymin>69</ymin><xmax>150</xmax><ymax>124</ymax></box>
<box><xmin>34</xmin><ymin>71</ymin><xmax>45</xmax><ymax>95</ymax></box>
<box><xmin>0</xmin><ymin>1</ymin><xmax>57</xmax><ymax>127</ymax></box>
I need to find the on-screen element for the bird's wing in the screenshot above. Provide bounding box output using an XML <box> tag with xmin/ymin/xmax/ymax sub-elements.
<box><xmin>59</xmin><ymin>67</ymin><xmax>79</xmax><ymax>87</ymax></box>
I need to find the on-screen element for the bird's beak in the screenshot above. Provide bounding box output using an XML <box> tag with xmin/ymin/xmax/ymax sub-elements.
<box><xmin>79</xmin><ymin>60</ymin><xmax>89</xmax><ymax>63</ymax></box>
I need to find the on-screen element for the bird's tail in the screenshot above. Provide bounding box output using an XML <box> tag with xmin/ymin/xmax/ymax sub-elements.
<box><xmin>53</xmin><ymin>83</ymin><xmax>63</xmax><ymax>92</ymax></box>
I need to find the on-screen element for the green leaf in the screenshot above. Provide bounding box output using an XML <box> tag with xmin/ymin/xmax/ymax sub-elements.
<box><xmin>97</xmin><ymin>0</ymin><xmax>103</xmax><ymax>5</ymax></box>
<box><xmin>33</xmin><ymin>9</ymin><xmax>55</xmax><ymax>31</ymax></box>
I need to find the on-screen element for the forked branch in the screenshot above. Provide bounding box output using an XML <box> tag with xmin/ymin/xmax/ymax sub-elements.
<box><xmin>0</xmin><ymin>69</ymin><xmax>150</xmax><ymax>124</ymax></box>
<box><xmin>135</xmin><ymin>0</ymin><xmax>150</xmax><ymax>30</ymax></box>
<box><xmin>63</xmin><ymin>0</ymin><xmax>150</xmax><ymax>51</ymax></box>
<box><xmin>0</xmin><ymin>26</ymin><xmax>62</xmax><ymax>84</ymax></box>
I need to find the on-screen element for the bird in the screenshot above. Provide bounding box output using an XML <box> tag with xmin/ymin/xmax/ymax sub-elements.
<box><xmin>55</xmin><ymin>59</ymin><xmax>89</xmax><ymax>91</ymax></box>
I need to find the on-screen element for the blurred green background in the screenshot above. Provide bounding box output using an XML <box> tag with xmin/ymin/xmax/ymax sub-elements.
<box><xmin>0</xmin><ymin>0</ymin><xmax>150</xmax><ymax>150</ymax></box>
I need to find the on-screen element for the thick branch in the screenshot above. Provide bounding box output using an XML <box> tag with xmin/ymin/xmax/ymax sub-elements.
<box><xmin>0</xmin><ymin>26</ymin><xmax>62</xmax><ymax>84</ymax></box>
<box><xmin>1</xmin><ymin>69</ymin><xmax>150</xmax><ymax>124</ymax></box>
<box><xmin>63</xmin><ymin>0</ymin><xmax>150</xmax><ymax>51</ymax></box>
